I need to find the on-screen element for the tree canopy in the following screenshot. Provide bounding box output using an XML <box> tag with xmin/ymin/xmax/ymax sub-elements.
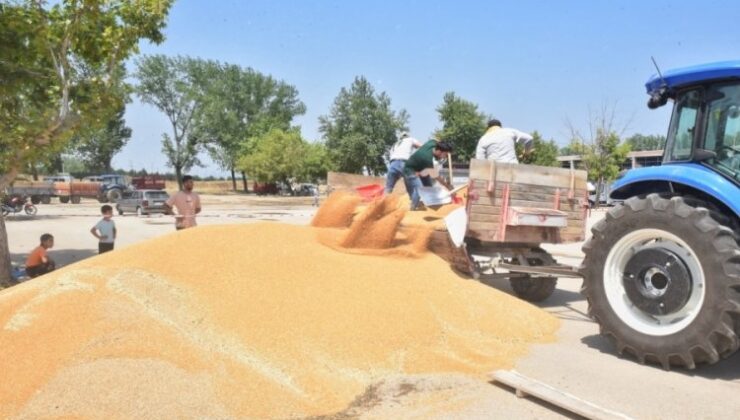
<box><xmin>237</xmin><ymin>129</ymin><xmax>334</xmax><ymax>187</ymax></box>
<box><xmin>0</xmin><ymin>0</ymin><xmax>171</xmax><ymax>188</ymax></box>
<box><xmin>517</xmin><ymin>131</ymin><xmax>560</xmax><ymax>167</ymax></box>
<box><xmin>625</xmin><ymin>133</ymin><xmax>666</xmax><ymax>151</ymax></box>
<box><xmin>194</xmin><ymin>63</ymin><xmax>305</xmax><ymax>190</ymax></box>
<box><xmin>434</xmin><ymin>92</ymin><xmax>488</xmax><ymax>161</ymax></box>
<box><xmin>69</xmin><ymin>104</ymin><xmax>132</xmax><ymax>173</ymax></box>
<box><xmin>135</xmin><ymin>55</ymin><xmax>216</xmax><ymax>189</ymax></box>
<box><xmin>319</xmin><ymin>76</ymin><xmax>408</xmax><ymax>175</ymax></box>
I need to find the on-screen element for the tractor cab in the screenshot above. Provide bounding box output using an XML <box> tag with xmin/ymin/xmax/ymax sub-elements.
<box><xmin>646</xmin><ymin>61</ymin><xmax>740</xmax><ymax>183</ymax></box>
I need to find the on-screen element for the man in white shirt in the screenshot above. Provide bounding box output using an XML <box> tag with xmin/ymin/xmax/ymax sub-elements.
<box><xmin>385</xmin><ymin>132</ymin><xmax>422</xmax><ymax>195</ymax></box>
<box><xmin>475</xmin><ymin>118</ymin><xmax>534</xmax><ymax>163</ymax></box>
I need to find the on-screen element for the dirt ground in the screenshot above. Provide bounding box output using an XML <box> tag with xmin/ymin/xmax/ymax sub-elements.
<box><xmin>5</xmin><ymin>196</ymin><xmax>740</xmax><ymax>419</ymax></box>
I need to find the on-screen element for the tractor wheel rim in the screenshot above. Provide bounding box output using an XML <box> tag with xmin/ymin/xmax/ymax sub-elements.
<box><xmin>603</xmin><ymin>228</ymin><xmax>705</xmax><ymax>336</ymax></box>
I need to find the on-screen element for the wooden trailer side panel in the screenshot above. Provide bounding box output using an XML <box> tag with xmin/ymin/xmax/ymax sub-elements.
<box><xmin>466</xmin><ymin>160</ymin><xmax>589</xmax><ymax>244</ymax></box>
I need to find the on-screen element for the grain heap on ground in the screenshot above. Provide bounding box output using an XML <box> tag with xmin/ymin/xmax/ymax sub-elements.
<box><xmin>1</xmin><ymin>213</ymin><xmax>558</xmax><ymax>418</ymax></box>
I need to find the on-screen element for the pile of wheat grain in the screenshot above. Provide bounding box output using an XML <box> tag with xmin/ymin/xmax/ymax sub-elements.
<box><xmin>0</xmin><ymin>220</ymin><xmax>557</xmax><ymax>418</ymax></box>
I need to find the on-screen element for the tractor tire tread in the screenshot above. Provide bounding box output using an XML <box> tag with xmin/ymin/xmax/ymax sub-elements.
<box><xmin>581</xmin><ymin>193</ymin><xmax>740</xmax><ymax>369</ymax></box>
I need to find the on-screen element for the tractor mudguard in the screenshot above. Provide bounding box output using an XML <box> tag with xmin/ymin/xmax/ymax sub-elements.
<box><xmin>611</xmin><ymin>163</ymin><xmax>740</xmax><ymax>217</ymax></box>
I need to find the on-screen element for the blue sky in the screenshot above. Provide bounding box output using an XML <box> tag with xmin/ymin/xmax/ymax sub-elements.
<box><xmin>116</xmin><ymin>0</ymin><xmax>740</xmax><ymax>176</ymax></box>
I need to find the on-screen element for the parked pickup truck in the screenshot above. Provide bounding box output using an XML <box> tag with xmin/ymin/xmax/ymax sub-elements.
<box><xmin>116</xmin><ymin>189</ymin><xmax>170</xmax><ymax>216</ymax></box>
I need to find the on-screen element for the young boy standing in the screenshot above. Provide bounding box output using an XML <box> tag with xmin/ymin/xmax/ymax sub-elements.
<box><xmin>26</xmin><ymin>233</ymin><xmax>56</xmax><ymax>278</ymax></box>
<box><xmin>90</xmin><ymin>205</ymin><xmax>117</xmax><ymax>254</ymax></box>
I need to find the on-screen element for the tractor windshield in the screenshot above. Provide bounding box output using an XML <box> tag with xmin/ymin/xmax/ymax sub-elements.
<box><xmin>665</xmin><ymin>83</ymin><xmax>740</xmax><ymax>181</ymax></box>
<box><xmin>703</xmin><ymin>83</ymin><xmax>740</xmax><ymax>181</ymax></box>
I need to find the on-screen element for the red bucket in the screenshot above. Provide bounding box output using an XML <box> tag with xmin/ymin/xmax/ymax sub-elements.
<box><xmin>355</xmin><ymin>184</ymin><xmax>384</xmax><ymax>202</ymax></box>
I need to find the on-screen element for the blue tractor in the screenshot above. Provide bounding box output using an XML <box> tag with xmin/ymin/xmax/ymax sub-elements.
<box><xmin>581</xmin><ymin>61</ymin><xmax>740</xmax><ymax>369</ymax></box>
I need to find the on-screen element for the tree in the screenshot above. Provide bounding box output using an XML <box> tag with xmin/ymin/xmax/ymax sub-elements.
<box><xmin>434</xmin><ymin>92</ymin><xmax>488</xmax><ymax>161</ymax></box>
<box><xmin>237</xmin><ymin>129</ymin><xmax>302</xmax><ymax>187</ymax></box>
<box><xmin>135</xmin><ymin>55</ymin><xmax>215</xmax><ymax>190</ymax></box>
<box><xmin>195</xmin><ymin>63</ymin><xmax>305</xmax><ymax>191</ymax></box>
<box><xmin>299</xmin><ymin>142</ymin><xmax>335</xmax><ymax>183</ymax></box>
<box><xmin>70</xmin><ymin>104</ymin><xmax>132</xmax><ymax>172</ymax></box>
<box><xmin>567</xmin><ymin>104</ymin><xmax>631</xmax><ymax>206</ymax></box>
<box><xmin>517</xmin><ymin>131</ymin><xmax>560</xmax><ymax>167</ymax></box>
<box><xmin>319</xmin><ymin>76</ymin><xmax>408</xmax><ymax>175</ymax></box>
<box><xmin>237</xmin><ymin>130</ymin><xmax>335</xmax><ymax>188</ymax></box>
<box><xmin>0</xmin><ymin>0</ymin><xmax>172</xmax><ymax>287</ymax></box>
<box><xmin>625</xmin><ymin>133</ymin><xmax>666</xmax><ymax>151</ymax></box>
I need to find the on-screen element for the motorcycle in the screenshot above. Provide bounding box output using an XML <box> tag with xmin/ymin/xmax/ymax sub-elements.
<box><xmin>1</xmin><ymin>195</ymin><xmax>38</xmax><ymax>216</ymax></box>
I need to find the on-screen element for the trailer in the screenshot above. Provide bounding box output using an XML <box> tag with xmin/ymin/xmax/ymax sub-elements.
<box><xmin>5</xmin><ymin>181</ymin><xmax>55</xmax><ymax>204</ymax></box>
<box><xmin>328</xmin><ymin>160</ymin><xmax>589</xmax><ymax>302</ymax></box>
<box><xmin>423</xmin><ymin>159</ymin><xmax>588</xmax><ymax>301</ymax></box>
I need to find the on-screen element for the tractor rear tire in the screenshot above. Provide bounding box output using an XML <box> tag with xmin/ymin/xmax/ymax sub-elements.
<box><xmin>59</xmin><ymin>197</ymin><xmax>70</xmax><ymax>204</ymax></box>
<box><xmin>107</xmin><ymin>189</ymin><xmax>122</xmax><ymax>203</ymax></box>
<box><xmin>581</xmin><ymin>194</ymin><xmax>740</xmax><ymax>369</ymax></box>
<box><xmin>509</xmin><ymin>248</ymin><xmax>558</xmax><ymax>302</ymax></box>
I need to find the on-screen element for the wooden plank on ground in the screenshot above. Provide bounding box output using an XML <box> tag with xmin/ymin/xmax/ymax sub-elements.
<box><xmin>491</xmin><ymin>370</ymin><xmax>634</xmax><ymax>420</ymax></box>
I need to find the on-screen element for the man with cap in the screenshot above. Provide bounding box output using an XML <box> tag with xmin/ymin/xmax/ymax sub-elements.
<box><xmin>385</xmin><ymin>131</ymin><xmax>422</xmax><ymax>196</ymax></box>
<box><xmin>404</xmin><ymin>140</ymin><xmax>454</xmax><ymax>210</ymax></box>
<box><xmin>475</xmin><ymin>118</ymin><xmax>534</xmax><ymax>163</ymax></box>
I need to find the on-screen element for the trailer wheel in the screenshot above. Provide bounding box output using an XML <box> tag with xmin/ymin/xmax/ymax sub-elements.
<box><xmin>581</xmin><ymin>194</ymin><xmax>740</xmax><ymax>369</ymax></box>
<box><xmin>508</xmin><ymin>248</ymin><xmax>558</xmax><ymax>302</ymax></box>
<box><xmin>71</xmin><ymin>196</ymin><xmax>81</xmax><ymax>204</ymax></box>
<box><xmin>59</xmin><ymin>197</ymin><xmax>70</xmax><ymax>204</ymax></box>
<box><xmin>117</xmin><ymin>206</ymin><xmax>124</xmax><ymax>216</ymax></box>
<box><xmin>41</xmin><ymin>196</ymin><xmax>51</xmax><ymax>204</ymax></box>
<box><xmin>30</xmin><ymin>195</ymin><xmax>41</xmax><ymax>205</ymax></box>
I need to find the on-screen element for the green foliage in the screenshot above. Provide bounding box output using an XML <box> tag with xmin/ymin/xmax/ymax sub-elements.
<box><xmin>517</xmin><ymin>131</ymin><xmax>560</xmax><ymax>167</ymax></box>
<box><xmin>135</xmin><ymin>55</ymin><xmax>215</xmax><ymax>188</ymax></box>
<box><xmin>319</xmin><ymin>76</ymin><xmax>408</xmax><ymax>175</ymax></box>
<box><xmin>434</xmin><ymin>92</ymin><xmax>487</xmax><ymax>161</ymax></box>
<box><xmin>571</xmin><ymin>130</ymin><xmax>631</xmax><ymax>202</ymax></box>
<box><xmin>194</xmin><ymin>63</ymin><xmax>305</xmax><ymax>186</ymax></box>
<box><xmin>69</xmin><ymin>104</ymin><xmax>132</xmax><ymax>172</ymax></box>
<box><xmin>625</xmin><ymin>133</ymin><xmax>666</xmax><ymax>151</ymax></box>
<box><xmin>237</xmin><ymin>129</ymin><xmax>331</xmax><ymax>185</ymax></box>
<box><xmin>0</xmin><ymin>0</ymin><xmax>172</xmax><ymax>187</ymax></box>
<box><xmin>299</xmin><ymin>142</ymin><xmax>336</xmax><ymax>183</ymax></box>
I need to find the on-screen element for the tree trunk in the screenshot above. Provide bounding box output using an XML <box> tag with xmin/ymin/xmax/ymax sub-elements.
<box><xmin>241</xmin><ymin>171</ymin><xmax>248</xmax><ymax>193</ymax></box>
<box><xmin>175</xmin><ymin>165</ymin><xmax>183</xmax><ymax>191</ymax></box>
<box><xmin>31</xmin><ymin>164</ymin><xmax>39</xmax><ymax>181</ymax></box>
<box><xmin>230</xmin><ymin>168</ymin><xmax>237</xmax><ymax>191</ymax></box>
<box><xmin>0</xmin><ymin>216</ymin><xmax>13</xmax><ymax>288</ymax></box>
<box><xmin>51</xmin><ymin>154</ymin><xmax>64</xmax><ymax>173</ymax></box>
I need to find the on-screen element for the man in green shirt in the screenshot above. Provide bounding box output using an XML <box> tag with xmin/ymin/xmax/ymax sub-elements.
<box><xmin>404</xmin><ymin>140</ymin><xmax>454</xmax><ymax>210</ymax></box>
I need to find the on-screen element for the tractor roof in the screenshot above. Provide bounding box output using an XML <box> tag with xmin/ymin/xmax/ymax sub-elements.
<box><xmin>645</xmin><ymin>60</ymin><xmax>740</xmax><ymax>95</ymax></box>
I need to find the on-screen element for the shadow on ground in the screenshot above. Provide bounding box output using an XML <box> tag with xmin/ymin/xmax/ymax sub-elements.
<box><xmin>581</xmin><ymin>334</ymin><xmax>740</xmax><ymax>379</ymax></box>
<box><xmin>11</xmin><ymin>248</ymin><xmax>97</xmax><ymax>268</ymax></box>
<box><xmin>2</xmin><ymin>215</ymin><xmax>66</xmax><ymax>222</ymax></box>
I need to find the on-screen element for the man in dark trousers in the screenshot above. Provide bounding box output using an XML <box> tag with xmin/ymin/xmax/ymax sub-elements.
<box><xmin>404</xmin><ymin>140</ymin><xmax>454</xmax><ymax>210</ymax></box>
